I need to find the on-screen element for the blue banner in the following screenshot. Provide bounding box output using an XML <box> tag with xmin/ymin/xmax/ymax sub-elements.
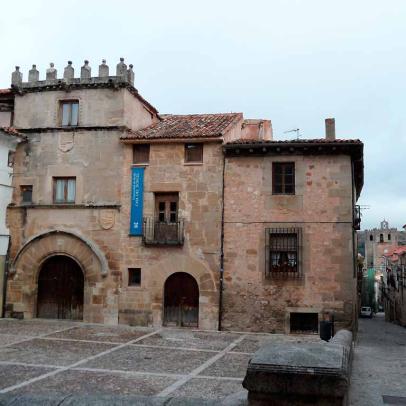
<box><xmin>130</xmin><ymin>167</ymin><xmax>144</xmax><ymax>235</ymax></box>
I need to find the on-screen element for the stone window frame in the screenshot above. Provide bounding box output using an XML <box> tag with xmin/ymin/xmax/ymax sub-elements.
<box><xmin>184</xmin><ymin>143</ymin><xmax>203</xmax><ymax>164</ymax></box>
<box><xmin>59</xmin><ymin>99</ymin><xmax>79</xmax><ymax>127</ymax></box>
<box><xmin>53</xmin><ymin>176</ymin><xmax>76</xmax><ymax>204</ymax></box>
<box><xmin>265</xmin><ymin>227</ymin><xmax>303</xmax><ymax>279</ymax></box>
<box><xmin>272</xmin><ymin>162</ymin><xmax>295</xmax><ymax>195</ymax></box>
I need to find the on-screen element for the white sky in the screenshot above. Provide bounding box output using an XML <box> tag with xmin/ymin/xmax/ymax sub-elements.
<box><xmin>1</xmin><ymin>0</ymin><xmax>405</xmax><ymax>230</ymax></box>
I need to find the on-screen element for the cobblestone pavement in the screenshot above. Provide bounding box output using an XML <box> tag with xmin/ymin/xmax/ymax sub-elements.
<box><xmin>0</xmin><ymin>319</ymin><xmax>319</xmax><ymax>405</ymax></box>
<box><xmin>349</xmin><ymin>313</ymin><xmax>406</xmax><ymax>406</ymax></box>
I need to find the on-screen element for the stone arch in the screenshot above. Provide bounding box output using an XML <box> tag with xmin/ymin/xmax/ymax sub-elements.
<box><xmin>10</xmin><ymin>229</ymin><xmax>108</xmax><ymax>277</ymax></box>
<box><xmin>146</xmin><ymin>253</ymin><xmax>218</xmax><ymax>330</ymax></box>
<box><xmin>7</xmin><ymin>229</ymin><xmax>112</xmax><ymax>322</ymax></box>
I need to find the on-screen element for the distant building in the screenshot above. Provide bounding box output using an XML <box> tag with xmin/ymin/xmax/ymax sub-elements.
<box><xmin>2</xmin><ymin>60</ymin><xmax>364</xmax><ymax>334</ymax></box>
<box><xmin>0</xmin><ymin>89</ymin><xmax>25</xmax><ymax>316</ymax></box>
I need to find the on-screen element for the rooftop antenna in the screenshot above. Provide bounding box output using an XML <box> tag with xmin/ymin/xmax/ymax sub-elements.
<box><xmin>284</xmin><ymin>128</ymin><xmax>301</xmax><ymax>140</ymax></box>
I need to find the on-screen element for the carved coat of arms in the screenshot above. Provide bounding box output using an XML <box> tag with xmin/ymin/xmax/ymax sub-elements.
<box><xmin>99</xmin><ymin>209</ymin><xmax>115</xmax><ymax>230</ymax></box>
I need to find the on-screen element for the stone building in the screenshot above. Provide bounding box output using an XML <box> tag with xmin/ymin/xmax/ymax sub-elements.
<box><xmin>3</xmin><ymin>60</ymin><xmax>364</xmax><ymax>333</ymax></box>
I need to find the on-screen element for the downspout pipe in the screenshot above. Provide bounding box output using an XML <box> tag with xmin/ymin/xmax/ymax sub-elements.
<box><xmin>1</xmin><ymin>236</ymin><xmax>10</xmax><ymax>318</ymax></box>
<box><xmin>218</xmin><ymin>151</ymin><xmax>226</xmax><ymax>331</ymax></box>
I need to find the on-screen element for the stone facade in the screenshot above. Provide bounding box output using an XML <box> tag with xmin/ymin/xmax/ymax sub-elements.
<box><xmin>3</xmin><ymin>61</ymin><xmax>364</xmax><ymax>333</ymax></box>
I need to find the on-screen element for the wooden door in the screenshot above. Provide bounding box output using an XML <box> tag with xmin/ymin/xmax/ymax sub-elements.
<box><xmin>164</xmin><ymin>272</ymin><xmax>199</xmax><ymax>327</ymax></box>
<box><xmin>37</xmin><ymin>256</ymin><xmax>84</xmax><ymax>320</ymax></box>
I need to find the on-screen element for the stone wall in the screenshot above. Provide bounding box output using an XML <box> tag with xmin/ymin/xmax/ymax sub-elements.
<box><xmin>222</xmin><ymin>154</ymin><xmax>358</xmax><ymax>332</ymax></box>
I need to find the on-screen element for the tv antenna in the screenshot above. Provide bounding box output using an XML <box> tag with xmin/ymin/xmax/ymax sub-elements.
<box><xmin>284</xmin><ymin>128</ymin><xmax>301</xmax><ymax>140</ymax></box>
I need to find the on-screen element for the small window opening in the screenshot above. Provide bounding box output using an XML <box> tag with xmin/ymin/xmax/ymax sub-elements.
<box><xmin>370</xmin><ymin>234</ymin><xmax>373</xmax><ymax>241</ymax></box>
<box><xmin>128</xmin><ymin>268</ymin><xmax>141</xmax><ymax>286</ymax></box>
<box><xmin>21</xmin><ymin>185</ymin><xmax>33</xmax><ymax>204</ymax></box>
<box><xmin>272</xmin><ymin>162</ymin><xmax>295</xmax><ymax>195</ymax></box>
<box><xmin>290</xmin><ymin>312</ymin><xmax>318</xmax><ymax>334</ymax></box>
<box><xmin>61</xmin><ymin>101</ymin><xmax>79</xmax><ymax>126</ymax></box>
<box><xmin>185</xmin><ymin>143</ymin><xmax>203</xmax><ymax>163</ymax></box>
<box><xmin>53</xmin><ymin>177</ymin><xmax>76</xmax><ymax>204</ymax></box>
<box><xmin>380</xmin><ymin>234</ymin><xmax>384</xmax><ymax>243</ymax></box>
<box><xmin>133</xmin><ymin>144</ymin><xmax>150</xmax><ymax>164</ymax></box>
<box><xmin>7</xmin><ymin>151</ymin><xmax>15</xmax><ymax>167</ymax></box>
<box><xmin>388</xmin><ymin>234</ymin><xmax>391</xmax><ymax>241</ymax></box>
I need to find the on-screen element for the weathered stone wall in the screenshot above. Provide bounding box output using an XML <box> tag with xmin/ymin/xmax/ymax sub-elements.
<box><xmin>6</xmin><ymin>128</ymin><xmax>125</xmax><ymax>324</ymax></box>
<box><xmin>118</xmin><ymin>141</ymin><xmax>222</xmax><ymax>330</ymax></box>
<box><xmin>222</xmin><ymin>154</ymin><xmax>357</xmax><ymax>332</ymax></box>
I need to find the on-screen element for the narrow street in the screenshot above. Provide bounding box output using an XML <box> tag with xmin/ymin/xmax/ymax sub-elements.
<box><xmin>349</xmin><ymin>313</ymin><xmax>406</xmax><ymax>405</ymax></box>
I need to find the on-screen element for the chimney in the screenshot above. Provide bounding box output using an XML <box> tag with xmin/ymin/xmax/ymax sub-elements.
<box><xmin>325</xmin><ymin>118</ymin><xmax>335</xmax><ymax>140</ymax></box>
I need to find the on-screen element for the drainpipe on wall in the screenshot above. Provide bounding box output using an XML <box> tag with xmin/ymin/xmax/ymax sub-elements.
<box><xmin>218</xmin><ymin>152</ymin><xmax>226</xmax><ymax>331</ymax></box>
<box><xmin>1</xmin><ymin>236</ymin><xmax>10</xmax><ymax>318</ymax></box>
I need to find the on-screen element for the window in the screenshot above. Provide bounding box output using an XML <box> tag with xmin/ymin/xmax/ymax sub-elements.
<box><xmin>370</xmin><ymin>235</ymin><xmax>373</xmax><ymax>241</ymax></box>
<box><xmin>185</xmin><ymin>143</ymin><xmax>203</xmax><ymax>163</ymax></box>
<box><xmin>61</xmin><ymin>101</ymin><xmax>79</xmax><ymax>126</ymax></box>
<box><xmin>128</xmin><ymin>268</ymin><xmax>141</xmax><ymax>286</ymax></box>
<box><xmin>380</xmin><ymin>234</ymin><xmax>384</xmax><ymax>243</ymax></box>
<box><xmin>20</xmin><ymin>185</ymin><xmax>33</xmax><ymax>204</ymax></box>
<box><xmin>266</xmin><ymin>227</ymin><xmax>301</xmax><ymax>278</ymax></box>
<box><xmin>388</xmin><ymin>234</ymin><xmax>391</xmax><ymax>241</ymax></box>
<box><xmin>290</xmin><ymin>312</ymin><xmax>318</xmax><ymax>334</ymax></box>
<box><xmin>53</xmin><ymin>177</ymin><xmax>76</xmax><ymax>203</ymax></box>
<box><xmin>7</xmin><ymin>151</ymin><xmax>15</xmax><ymax>167</ymax></box>
<box><xmin>155</xmin><ymin>193</ymin><xmax>178</xmax><ymax>223</ymax></box>
<box><xmin>272</xmin><ymin>162</ymin><xmax>295</xmax><ymax>194</ymax></box>
<box><xmin>133</xmin><ymin>144</ymin><xmax>150</xmax><ymax>164</ymax></box>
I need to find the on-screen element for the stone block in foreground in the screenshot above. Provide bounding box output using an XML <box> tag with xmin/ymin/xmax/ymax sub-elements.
<box><xmin>242</xmin><ymin>330</ymin><xmax>352</xmax><ymax>406</ymax></box>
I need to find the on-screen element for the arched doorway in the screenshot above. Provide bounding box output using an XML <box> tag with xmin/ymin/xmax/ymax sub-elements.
<box><xmin>37</xmin><ymin>255</ymin><xmax>84</xmax><ymax>320</ymax></box>
<box><xmin>163</xmin><ymin>272</ymin><xmax>199</xmax><ymax>327</ymax></box>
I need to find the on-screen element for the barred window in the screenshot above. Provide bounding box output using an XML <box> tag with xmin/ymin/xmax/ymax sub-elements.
<box><xmin>266</xmin><ymin>227</ymin><xmax>302</xmax><ymax>278</ymax></box>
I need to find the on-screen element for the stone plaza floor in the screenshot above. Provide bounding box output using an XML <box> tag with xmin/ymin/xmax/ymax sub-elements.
<box><xmin>0</xmin><ymin>319</ymin><xmax>320</xmax><ymax>405</ymax></box>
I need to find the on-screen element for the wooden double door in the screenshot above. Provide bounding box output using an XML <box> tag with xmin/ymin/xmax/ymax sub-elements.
<box><xmin>37</xmin><ymin>255</ymin><xmax>84</xmax><ymax>320</ymax></box>
<box><xmin>163</xmin><ymin>272</ymin><xmax>199</xmax><ymax>327</ymax></box>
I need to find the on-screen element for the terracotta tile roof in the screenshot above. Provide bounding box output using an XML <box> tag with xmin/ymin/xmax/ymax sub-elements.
<box><xmin>225</xmin><ymin>138</ymin><xmax>363</xmax><ymax>145</ymax></box>
<box><xmin>121</xmin><ymin>113</ymin><xmax>242</xmax><ymax>140</ymax></box>
<box><xmin>0</xmin><ymin>127</ymin><xmax>25</xmax><ymax>138</ymax></box>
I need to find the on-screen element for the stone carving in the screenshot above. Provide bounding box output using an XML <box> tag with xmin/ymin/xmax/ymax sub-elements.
<box><xmin>127</xmin><ymin>64</ymin><xmax>134</xmax><ymax>85</ymax></box>
<box><xmin>11</xmin><ymin>66</ymin><xmax>22</xmax><ymax>85</ymax></box>
<box><xmin>99</xmin><ymin>209</ymin><xmax>115</xmax><ymax>230</ymax></box>
<box><xmin>81</xmin><ymin>60</ymin><xmax>91</xmax><ymax>79</ymax></box>
<box><xmin>58</xmin><ymin>133</ymin><xmax>74</xmax><ymax>152</ymax></box>
<box><xmin>116</xmin><ymin>57</ymin><xmax>127</xmax><ymax>78</ymax></box>
<box><xmin>46</xmin><ymin>63</ymin><xmax>57</xmax><ymax>80</ymax></box>
<box><xmin>64</xmin><ymin>61</ymin><xmax>74</xmax><ymax>80</ymax></box>
<box><xmin>99</xmin><ymin>59</ymin><xmax>109</xmax><ymax>77</ymax></box>
<box><xmin>28</xmin><ymin>65</ymin><xmax>39</xmax><ymax>82</ymax></box>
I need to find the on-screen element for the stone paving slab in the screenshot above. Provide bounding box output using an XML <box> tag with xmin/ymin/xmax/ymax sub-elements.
<box><xmin>0</xmin><ymin>319</ymin><xmax>78</xmax><ymax>337</ymax></box>
<box><xmin>136</xmin><ymin>329</ymin><xmax>242</xmax><ymax>351</ymax></box>
<box><xmin>199</xmin><ymin>353</ymin><xmax>251</xmax><ymax>378</ymax></box>
<box><xmin>82</xmin><ymin>346</ymin><xmax>215</xmax><ymax>374</ymax></box>
<box><xmin>44</xmin><ymin>325</ymin><xmax>153</xmax><ymax>343</ymax></box>
<box><xmin>0</xmin><ymin>334</ymin><xmax>32</xmax><ymax>347</ymax></box>
<box><xmin>170</xmin><ymin>377</ymin><xmax>246</xmax><ymax>401</ymax></box>
<box><xmin>0</xmin><ymin>338</ymin><xmax>115</xmax><ymax>366</ymax></box>
<box><xmin>12</xmin><ymin>369</ymin><xmax>178</xmax><ymax>397</ymax></box>
<box><xmin>0</xmin><ymin>364</ymin><xmax>54</xmax><ymax>390</ymax></box>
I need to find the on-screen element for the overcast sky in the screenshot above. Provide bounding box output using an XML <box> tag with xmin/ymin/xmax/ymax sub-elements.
<box><xmin>1</xmin><ymin>0</ymin><xmax>405</xmax><ymax>230</ymax></box>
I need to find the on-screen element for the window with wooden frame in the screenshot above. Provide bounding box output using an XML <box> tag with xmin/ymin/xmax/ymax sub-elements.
<box><xmin>20</xmin><ymin>185</ymin><xmax>33</xmax><ymax>204</ymax></box>
<box><xmin>272</xmin><ymin>162</ymin><xmax>295</xmax><ymax>195</ymax></box>
<box><xmin>266</xmin><ymin>227</ymin><xmax>302</xmax><ymax>278</ymax></box>
<box><xmin>155</xmin><ymin>193</ymin><xmax>178</xmax><ymax>223</ymax></box>
<box><xmin>185</xmin><ymin>143</ymin><xmax>203</xmax><ymax>163</ymax></box>
<box><xmin>60</xmin><ymin>100</ymin><xmax>79</xmax><ymax>126</ymax></box>
<box><xmin>53</xmin><ymin>177</ymin><xmax>76</xmax><ymax>204</ymax></box>
<box><xmin>133</xmin><ymin>144</ymin><xmax>150</xmax><ymax>164</ymax></box>
<box><xmin>128</xmin><ymin>268</ymin><xmax>141</xmax><ymax>286</ymax></box>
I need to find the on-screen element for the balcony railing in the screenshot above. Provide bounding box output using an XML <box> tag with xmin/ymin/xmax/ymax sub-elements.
<box><xmin>353</xmin><ymin>205</ymin><xmax>361</xmax><ymax>230</ymax></box>
<box><xmin>142</xmin><ymin>217</ymin><xmax>184</xmax><ymax>246</ymax></box>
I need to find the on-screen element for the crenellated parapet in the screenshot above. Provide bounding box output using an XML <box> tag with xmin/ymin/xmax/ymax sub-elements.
<box><xmin>11</xmin><ymin>58</ymin><xmax>136</xmax><ymax>90</ymax></box>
